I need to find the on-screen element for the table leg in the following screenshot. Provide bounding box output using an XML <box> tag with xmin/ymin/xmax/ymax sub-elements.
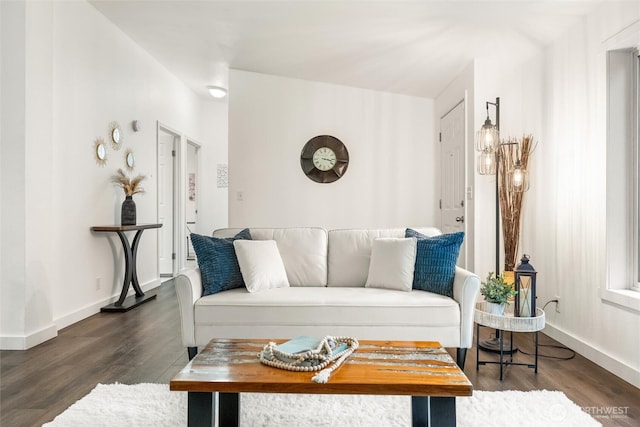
<box><xmin>509</xmin><ymin>330</ymin><xmax>514</xmax><ymax>357</ymax></box>
<box><xmin>114</xmin><ymin>231</ymin><xmax>134</xmax><ymax>306</ymax></box>
<box><xmin>535</xmin><ymin>331</ymin><xmax>539</xmax><ymax>373</ymax></box>
<box><xmin>188</xmin><ymin>392</ymin><xmax>213</xmax><ymax>427</ymax></box>
<box><xmin>219</xmin><ymin>393</ymin><xmax>239</xmax><ymax>427</ymax></box>
<box><xmin>412</xmin><ymin>396</ymin><xmax>456</xmax><ymax>427</ymax></box>
<box><xmin>412</xmin><ymin>396</ymin><xmax>428</xmax><ymax>427</ymax></box>
<box><xmin>130</xmin><ymin>229</ymin><xmax>146</xmax><ymax>297</ymax></box>
<box><xmin>101</xmin><ymin>229</ymin><xmax>156</xmax><ymax>312</ymax></box>
<box><xmin>430</xmin><ymin>397</ymin><xmax>456</xmax><ymax>427</ymax></box>
<box><xmin>499</xmin><ymin>330</ymin><xmax>504</xmax><ymax>381</ymax></box>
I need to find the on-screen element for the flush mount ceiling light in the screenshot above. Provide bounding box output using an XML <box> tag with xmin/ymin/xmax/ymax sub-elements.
<box><xmin>207</xmin><ymin>85</ymin><xmax>227</xmax><ymax>98</ymax></box>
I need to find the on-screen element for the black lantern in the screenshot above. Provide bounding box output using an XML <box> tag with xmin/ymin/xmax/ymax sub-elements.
<box><xmin>515</xmin><ymin>255</ymin><xmax>537</xmax><ymax>317</ymax></box>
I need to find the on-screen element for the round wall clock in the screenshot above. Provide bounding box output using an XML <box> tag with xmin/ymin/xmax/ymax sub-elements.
<box><xmin>300</xmin><ymin>135</ymin><xmax>349</xmax><ymax>183</ymax></box>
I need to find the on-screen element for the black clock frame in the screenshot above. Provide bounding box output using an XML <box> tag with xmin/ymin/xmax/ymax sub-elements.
<box><xmin>300</xmin><ymin>135</ymin><xmax>349</xmax><ymax>183</ymax></box>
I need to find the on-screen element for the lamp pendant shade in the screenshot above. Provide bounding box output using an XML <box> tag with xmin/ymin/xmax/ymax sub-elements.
<box><xmin>476</xmin><ymin>118</ymin><xmax>500</xmax><ymax>152</ymax></box>
<box><xmin>478</xmin><ymin>148</ymin><xmax>497</xmax><ymax>175</ymax></box>
<box><xmin>515</xmin><ymin>255</ymin><xmax>537</xmax><ymax>317</ymax></box>
<box><xmin>508</xmin><ymin>161</ymin><xmax>530</xmax><ymax>192</ymax></box>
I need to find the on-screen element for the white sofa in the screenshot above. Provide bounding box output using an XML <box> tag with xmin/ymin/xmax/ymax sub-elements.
<box><xmin>175</xmin><ymin>227</ymin><xmax>480</xmax><ymax>368</ymax></box>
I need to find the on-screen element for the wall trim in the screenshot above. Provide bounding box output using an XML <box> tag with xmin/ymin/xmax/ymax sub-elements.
<box><xmin>544</xmin><ymin>321</ymin><xmax>640</xmax><ymax>389</ymax></box>
<box><xmin>54</xmin><ymin>279</ymin><xmax>162</xmax><ymax>331</ymax></box>
<box><xmin>0</xmin><ymin>323</ymin><xmax>57</xmax><ymax>350</ymax></box>
<box><xmin>0</xmin><ymin>279</ymin><xmax>161</xmax><ymax>350</ymax></box>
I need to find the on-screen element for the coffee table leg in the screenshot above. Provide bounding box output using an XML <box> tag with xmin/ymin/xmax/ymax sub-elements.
<box><xmin>188</xmin><ymin>392</ymin><xmax>213</xmax><ymax>427</ymax></box>
<box><xmin>412</xmin><ymin>396</ymin><xmax>429</xmax><ymax>427</ymax></box>
<box><xmin>430</xmin><ymin>397</ymin><xmax>456</xmax><ymax>427</ymax></box>
<box><xmin>412</xmin><ymin>396</ymin><xmax>456</xmax><ymax>427</ymax></box>
<box><xmin>219</xmin><ymin>392</ymin><xmax>239</xmax><ymax>427</ymax></box>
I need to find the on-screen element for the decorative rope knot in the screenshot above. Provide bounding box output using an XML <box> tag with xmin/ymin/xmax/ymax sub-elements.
<box><xmin>258</xmin><ymin>336</ymin><xmax>359</xmax><ymax>383</ymax></box>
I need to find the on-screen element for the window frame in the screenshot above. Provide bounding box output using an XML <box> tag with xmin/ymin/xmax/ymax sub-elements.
<box><xmin>603</xmin><ymin>47</ymin><xmax>640</xmax><ymax>311</ymax></box>
<box><xmin>634</xmin><ymin>51</ymin><xmax>640</xmax><ymax>292</ymax></box>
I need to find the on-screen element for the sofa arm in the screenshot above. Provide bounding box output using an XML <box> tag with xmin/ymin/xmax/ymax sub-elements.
<box><xmin>452</xmin><ymin>266</ymin><xmax>481</xmax><ymax>348</ymax></box>
<box><xmin>174</xmin><ymin>268</ymin><xmax>202</xmax><ymax>348</ymax></box>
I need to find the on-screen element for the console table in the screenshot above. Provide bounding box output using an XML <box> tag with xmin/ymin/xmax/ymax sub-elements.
<box><xmin>475</xmin><ymin>301</ymin><xmax>545</xmax><ymax>380</ymax></box>
<box><xmin>91</xmin><ymin>223</ymin><xmax>162</xmax><ymax>312</ymax></box>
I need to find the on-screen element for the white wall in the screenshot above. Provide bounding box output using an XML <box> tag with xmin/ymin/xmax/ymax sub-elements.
<box><xmin>534</xmin><ymin>3</ymin><xmax>640</xmax><ymax>387</ymax></box>
<box><xmin>228</xmin><ymin>70</ymin><xmax>436</xmax><ymax>230</ymax></box>
<box><xmin>1</xmin><ymin>0</ymin><xmax>30</xmax><ymax>343</ymax></box>
<box><xmin>0</xmin><ymin>0</ymin><xmax>227</xmax><ymax>349</ymax></box>
<box><xmin>473</xmin><ymin>53</ymin><xmax>546</xmax><ymax>280</ymax></box>
<box><xmin>472</xmin><ymin>2</ymin><xmax>640</xmax><ymax>387</ymax></box>
<box><xmin>195</xmin><ymin>100</ymin><xmax>229</xmax><ymax>235</ymax></box>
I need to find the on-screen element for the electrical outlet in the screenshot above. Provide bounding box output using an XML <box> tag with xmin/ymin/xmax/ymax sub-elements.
<box><xmin>96</xmin><ymin>277</ymin><xmax>102</xmax><ymax>291</ymax></box>
<box><xmin>237</xmin><ymin>191</ymin><xmax>244</xmax><ymax>202</ymax></box>
<box><xmin>555</xmin><ymin>296</ymin><xmax>560</xmax><ymax>313</ymax></box>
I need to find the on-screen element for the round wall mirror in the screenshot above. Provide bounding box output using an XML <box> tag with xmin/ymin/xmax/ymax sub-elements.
<box><xmin>125</xmin><ymin>150</ymin><xmax>135</xmax><ymax>171</ymax></box>
<box><xmin>94</xmin><ymin>138</ymin><xmax>107</xmax><ymax>166</ymax></box>
<box><xmin>109</xmin><ymin>121</ymin><xmax>122</xmax><ymax>150</ymax></box>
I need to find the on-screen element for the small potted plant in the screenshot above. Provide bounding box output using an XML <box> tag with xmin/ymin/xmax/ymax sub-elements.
<box><xmin>111</xmin><ymin>169</ymin><xmax>146</xmax><ymax>225</ymax></box>
<box><xmin>480</xmin><ymin>272</ymin><xmax>518</xmax><ymax>315</ymax></box>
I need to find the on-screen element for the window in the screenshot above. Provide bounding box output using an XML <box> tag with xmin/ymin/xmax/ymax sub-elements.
<box><xmin>604</xmin><ymin>48</ymin><xmax>640</xmax><ymax>310</ymax></box>
<box><xmin>635</xmin><ymin>51</ymin><xmax>640</xmax><ymax>292</ymax></box>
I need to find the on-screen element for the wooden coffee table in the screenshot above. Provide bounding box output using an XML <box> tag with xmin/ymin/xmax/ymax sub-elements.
<box><xmin>170</xmin><ymin>339</ymin><xmax>472</xmax><ymax>427</ymax></box>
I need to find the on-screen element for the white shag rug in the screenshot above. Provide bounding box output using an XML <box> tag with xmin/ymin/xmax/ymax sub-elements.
<box><xmin>43</xmin><ymin>383</ymin><xmax>600</xmax><ymax>427</ymax></box>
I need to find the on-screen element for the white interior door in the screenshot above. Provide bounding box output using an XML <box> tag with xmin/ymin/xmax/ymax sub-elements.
<box><xmin>158</xmin><ymin>127</ymin><xmax>176</xmax><ymax>276</ymax></box>
<box><xmin>440</xmin><ymin>101</ymin><xmax>467</xmax><ymax>267</ymax></box>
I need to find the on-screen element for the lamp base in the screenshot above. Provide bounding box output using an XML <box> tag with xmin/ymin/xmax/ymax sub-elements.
<box><xmin>478</xmin><ymin>338</ymin><xmax>518</xmax><ymax>355</ymax></box>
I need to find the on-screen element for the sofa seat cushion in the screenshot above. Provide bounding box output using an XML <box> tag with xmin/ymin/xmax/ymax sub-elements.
<box><xmin>194</xmin><ymin>287</ymin><xmax>460</xmax><ymax>329</ymax></box>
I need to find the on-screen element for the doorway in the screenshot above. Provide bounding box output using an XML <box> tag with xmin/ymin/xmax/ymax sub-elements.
<box><xmin>157</xmin><ymin>124</ymin><xmax>179</xmax><ymax>277</ymax></box>
<box><xmin>440</xmin><ymin>100</ymin><xmax>467</xmax><ymax>267</ymax></box>
<box><xmin>185</xmin><ymin>140</ymin><xmax>200</xmax><ymax>262</ymax></box>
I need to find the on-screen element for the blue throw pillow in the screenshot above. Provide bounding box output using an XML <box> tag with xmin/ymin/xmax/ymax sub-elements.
<box><xmin>405</xmin><ymin>228</ymin><xmax>464</xmax><ymax>298</ymax></box>
<box><xmin>190</xmin><ymin>229</ymin><xmax>252</xmax><ymax>296</ymax></box>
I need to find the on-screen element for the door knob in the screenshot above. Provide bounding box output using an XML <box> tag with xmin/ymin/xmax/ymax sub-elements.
<box><xmin>455</xmin><ymin>216</ymin><xmax>464</xmax><ymax>223</ymax></box>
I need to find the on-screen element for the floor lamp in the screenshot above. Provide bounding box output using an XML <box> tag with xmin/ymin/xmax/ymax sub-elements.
<box><xmin>476</xmin><ymin>98</ymin><xmax>517</xmax><ymax>354</ymax></box>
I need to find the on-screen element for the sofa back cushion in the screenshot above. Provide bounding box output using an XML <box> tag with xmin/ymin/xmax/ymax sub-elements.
<box><xmin>213</xmin><ymin>228</ymin><xmax>328</xmax><ymax>287</ymax></box>
<box><xmin>327</xmin><ymin>227</ymin><xmax>440</xmax><ymax>287</ymax></box>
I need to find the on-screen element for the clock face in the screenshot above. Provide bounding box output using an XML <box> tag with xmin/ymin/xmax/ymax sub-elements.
<box><xmin>300</xmin><ymin>135</ymin><xmax>349</xmax><ymax>183</ymax></box>
<box><xmin>312</xmin><ymin>147</ymin><xmax>337</xmax><ymax>171</ymax></box>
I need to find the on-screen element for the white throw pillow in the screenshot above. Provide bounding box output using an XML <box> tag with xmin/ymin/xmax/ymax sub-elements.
<box><xmin>233</xmin><ymin>240</ymin><xmax>290</xmax><ymax>292</ymax></box>
<box><xmin>364</xmin><ymin>237</ymin><xmax>417</xmax><ymax>292</ymax></box>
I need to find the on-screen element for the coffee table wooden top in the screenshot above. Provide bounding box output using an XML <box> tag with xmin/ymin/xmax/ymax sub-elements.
<box><xmin>170</xmin><ymin>339</ymin><xmax>472</xmax><ymax>397</ymax></box>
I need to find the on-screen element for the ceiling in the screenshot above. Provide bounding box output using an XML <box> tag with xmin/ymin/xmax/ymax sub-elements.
<box><xmin>89</xmin><ymin>0</ymin><xmax>603</xmax><ymax>99</ymax></box>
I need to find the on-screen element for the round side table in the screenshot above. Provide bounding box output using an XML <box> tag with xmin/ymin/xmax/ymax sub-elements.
<box><xmin>474</xmin><ymin>301</ymin><xmax>545</xmax><ymax>380</ymax></box>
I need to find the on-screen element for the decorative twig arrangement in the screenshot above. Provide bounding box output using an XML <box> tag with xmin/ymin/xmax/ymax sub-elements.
<box><xmin>498</xmin><ymin>135</ymin><xmax>534</xmax><ymax>271</ymax></box>
<box><xmin>111</xmin><ymin>168</ymin><xmax>146</xmax><ymax>197</ymax></box>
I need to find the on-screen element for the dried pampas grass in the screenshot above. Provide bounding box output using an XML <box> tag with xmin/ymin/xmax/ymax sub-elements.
<box><xmin>111</xmin><ymin>168</ymin><xmax>146</xmax><ymax>196</ymax></box>
<box><xmin>498</xmin><ymin>135</ymin><xmax>534</xmax><ymax>271</ymax></box>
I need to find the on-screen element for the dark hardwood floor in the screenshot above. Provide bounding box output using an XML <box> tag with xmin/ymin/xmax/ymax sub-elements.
<box><xmin>1</xmin><ymin>281</ymin><xmax>638</xmax><ymax>426</ymax></box>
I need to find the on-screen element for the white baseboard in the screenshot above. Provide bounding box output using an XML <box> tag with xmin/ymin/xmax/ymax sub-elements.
<box><xmin>0</xmin><ymin>323</ymin><xmax>57</xmax><ymax>350</ymax></box>
<box><xmin>54</xmin><ymin>278</ymin><xmax>162</xmax><ymax>330</ymax></box>
<box><xmin>544</xmin><ymin>321</ymin><xmax>640</xmax><ymax>389</ymax></box>
<box><xmin>0</xmin><ymin>279</ymin><xmax>161</xmax><ymax>350</ymax></box>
